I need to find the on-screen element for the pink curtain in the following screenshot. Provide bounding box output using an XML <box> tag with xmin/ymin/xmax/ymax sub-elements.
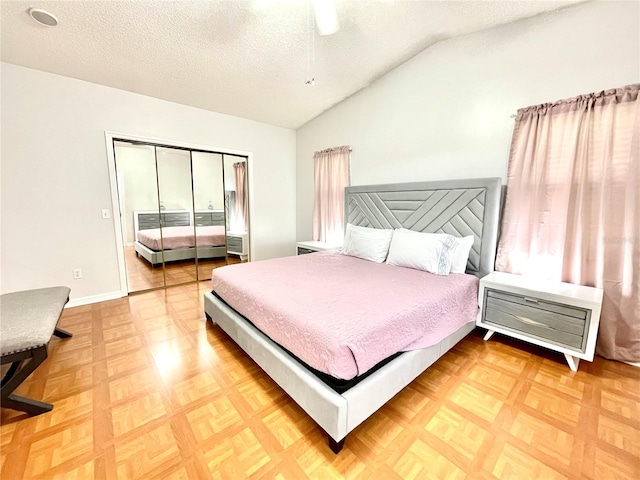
<box><xmin>233</xmin><ymin>162</ymin><xmax>248</xmax><ymax>232</ymax></box>
<box><xmin>496</xmin><ymin>84</ymin><xmax>639</xmax><ymax>362</ymax></box>
<box><xmin>313</xmin><ymin>146</ymin><xmax>351</xmax><ymax>243</ymax></box>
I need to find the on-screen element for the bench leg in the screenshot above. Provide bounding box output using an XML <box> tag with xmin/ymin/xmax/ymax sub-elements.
<box><xmin>1</xmin><ymin>346</ymin><xmax>51</xmax><ymax>416</ymax></box>
<box><xmin>3</xmin><ymin>394</ymin><xmax>52</xmax><ymax>415</ymax></box>
<box><xmin>53</xmin><ymin>295</ymin><xmax>73</xmax><ymax>339</ymax></box>
<box><xmin>0</xmin><ymin>361</ymin><xmax>21</xmax><ymax>388</ymax></box>
<box><xmin>54</xmin><ymin>327</ymin><xmax>73</xmax><ymax>338</ymax></box>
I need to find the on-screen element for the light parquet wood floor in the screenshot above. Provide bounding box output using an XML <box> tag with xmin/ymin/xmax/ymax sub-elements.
<box><xmin>1</xmin><ymin>282</ymin><xmax>638</xmax><ymax>479</ymax></box>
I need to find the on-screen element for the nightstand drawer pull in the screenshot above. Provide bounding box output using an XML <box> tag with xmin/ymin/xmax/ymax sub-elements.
<box><xmin>523</xmin><ymin>297</ymin><xmax>539</xmax><ymax>303</ymax></box>
<box><xmin>508</xmin><ymin>313</ymin><xmax>547</xmax><ymax>328</ymax></box>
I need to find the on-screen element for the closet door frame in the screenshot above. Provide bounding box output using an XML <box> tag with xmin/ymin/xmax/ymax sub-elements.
<box><xmin>105</xmin><ymin>131</ymin><xmax>253</xmax><ymax>298</ymax></box>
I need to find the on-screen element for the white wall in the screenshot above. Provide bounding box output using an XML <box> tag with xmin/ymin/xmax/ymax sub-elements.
<box><xmin>192</xmin><ymin>152</ymin><xmax>224</xmax><ymax>211</ymax></box>
<box><xmin>223</xmin><ymin>157</ymin><xmax>237</xmax><ymax>192</ymax></box>
<box><xmin>296</xmin><ymin>1</ymin><xmax>640</xmax><ymax>240</ymax></box>
<box><xmin>1</xmin><ymin>63</ymin><xmax>296</xmax><ymax>303</ymax></box>
<box><xmin>156</xmin><ymin>148</ymin><xmax>193</xmax><ymax>211</ymax></box>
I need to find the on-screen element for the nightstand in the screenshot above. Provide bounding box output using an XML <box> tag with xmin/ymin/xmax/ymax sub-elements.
<box><xmin>296</xmin><ymin>240</ymin><xmax>342</xmax><ymax>255</ymax></box>
<box><xmin>477</xmin><ymin>272</ymin><xmax>603</xmax><ymax>372</ymax></box>
<box><xmin>226</xmin><ymin>231</ymin><xmax>248</xmax><ymax>261</ymax></box>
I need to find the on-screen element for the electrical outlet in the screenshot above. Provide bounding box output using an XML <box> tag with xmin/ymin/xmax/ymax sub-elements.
<box><xmin>101</xmin><ymin>209</ymin><xmax>111</xmax><ymax>219</ymax></box>
<box><xmin>73</xmin><ymin>268</ymin><xmax>82</xmax><ymax>279</ymax></box>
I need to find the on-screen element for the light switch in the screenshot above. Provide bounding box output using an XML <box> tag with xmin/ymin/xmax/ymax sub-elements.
<box><xmin>101</xmin><ymin>209</ymin><xmax>111</xmax><ymax>219</ymax></box>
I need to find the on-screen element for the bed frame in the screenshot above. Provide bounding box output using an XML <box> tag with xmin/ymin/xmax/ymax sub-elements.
<box><xmin>204</xmin><ymin>177</ymin><xmax>502</xmax><ymax>452</ymax></box>
<box><xmin>134</xmin><ymin>210</ymin><xmax>227</xmax><ymax>265</ymax></box>
<box><xmin>134</xmin><ymin>242</ymin><xmax>227</xmax><ymax>265</ymax></box>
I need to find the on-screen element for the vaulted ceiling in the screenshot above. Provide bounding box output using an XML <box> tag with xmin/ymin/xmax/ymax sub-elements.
<box><xmin>1</xmin><ymin>0</ymin><xmax>584</xmax><ymax>129</ymax></box>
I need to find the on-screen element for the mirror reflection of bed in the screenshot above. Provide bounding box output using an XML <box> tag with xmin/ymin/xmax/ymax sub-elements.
<box><xmin>113</xmin><ymin>140</ymin><xmax>249</xmax><ymax>293</ymax></box>
<box><xmin>124</xmin><ymin>245</ymin><xmax>240</xmax><ymax>293</ymax></box>
<box><xmin>131</xmin><ymin>209</ymin><xmax>241</xmax><ymax>291</ymax></box>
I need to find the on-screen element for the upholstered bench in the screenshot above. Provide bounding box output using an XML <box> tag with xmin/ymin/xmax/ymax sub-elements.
<box><xmin>1</xmin><ymin>286</ymin><xmax>73</xmax><ymax>415</ymax></box>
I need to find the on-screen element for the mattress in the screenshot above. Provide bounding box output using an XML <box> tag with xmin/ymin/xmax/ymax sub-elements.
<box><xmin>211</xmin><ymin>252</ymin><xmax>479</xmax><ymax>380</ymax></box>
<box><xmin>137</xmin><ymin>225</ymin><xmax>226</xmax><ymax>251</ymax></box>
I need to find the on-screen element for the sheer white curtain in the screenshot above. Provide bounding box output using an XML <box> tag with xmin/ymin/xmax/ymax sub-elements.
<box><xmin>313</xmin><ymin>146</ymin><xmax>350</xmax><ymax>244</ymax></box>
<box><xmin>496</xmin><ymin>84</ymin><xmax>639</xmax><ymax>362</ymax></box>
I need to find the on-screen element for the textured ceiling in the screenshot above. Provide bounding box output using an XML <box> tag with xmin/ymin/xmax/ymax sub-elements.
<box><xmin>1</xmin><ymin>0</ymin><xmax>584</xmax><ymax>129</ymax></box>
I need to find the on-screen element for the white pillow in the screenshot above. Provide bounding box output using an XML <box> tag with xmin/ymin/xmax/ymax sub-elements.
<box><xmin>340</xmin><ymin>224</ymin><xmax>394</xmax><ymax>263</ymax></box>
<box><xmin>450</xmin><ymin>235</ymin><xmax>475</xmax><ymax>274</ymax></box>
<box><xmin>386</xmin><ymin>229</ymin><xmax>457</xmax><ymax>275</ymax></box>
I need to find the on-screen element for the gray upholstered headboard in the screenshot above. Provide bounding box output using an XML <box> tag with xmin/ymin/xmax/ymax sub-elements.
<box><xmin>344</xmin><ymin>178</ymin><xmax>502</xmax><ymax>278</ymax></box>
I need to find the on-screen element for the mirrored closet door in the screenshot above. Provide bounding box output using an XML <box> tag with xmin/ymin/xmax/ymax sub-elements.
<box><xmin>192</xmin><ymin>151</ymin><xmax>227</xmax><ymax>281</ymax></box>
<box><xmin>223</xmin><ymin>154</ymin><xmax>250</xmax><ymax>263</ymax></box>
<box><xmin>114</xmin><ymin>141</ymin><xmax>164</xmax><ymax>292</ymax></box>
<box><xmin>113</xmin><ymin>140</ymin><xmax>249</xmax><ymax>293</ymax></box>
<box><xmin>156</xmin><ymin>147</ymin><xmax>198</xmax><ymax>287</ymax></box>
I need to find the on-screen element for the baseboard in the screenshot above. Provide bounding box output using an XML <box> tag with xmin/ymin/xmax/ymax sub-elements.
<box><xmin>65</xmin><ymin>290</ymin><xmax>125</xmax><ymax>308</ymax></box>
<box><xmin>623</xmin><ymin>361</ymin><xmax>640</xmax><ymax>368</ymax></box>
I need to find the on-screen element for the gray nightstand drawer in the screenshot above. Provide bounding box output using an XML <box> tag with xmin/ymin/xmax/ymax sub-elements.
<box><xmin>227</xmin><ymin>236</ymin><xmax>243</xmax><ymax>251</ymax></box>
<box><xmin>140</xmin><ymin>213</ymin><xmax>160</xmax><ymax>223</ymax></box>
<box><xmin>195</xmin><ymin>212</ymin><xmax>225</xmax><ymax>226</ymax></box>
<box><xmin>195</xmin><ymin>220</ymin><xmax>209</xmax><ymax>227</ymax></box>
<box><xmin>162</xmin><ymin>212</ymin><xmax>190</xmax><ymax>226</ymax></box>
<box><xmin>139</xmin><ymin>219</ymin><xmax>160</xmax><ymax>229</ymax></box>
<box><xmin>211</xmin><ymin>212</ymin><xmax>224</xmax><ymax>225</ymax></box>
<box><xmin>487</xmin><ymin>290</ymin><xmax>587</xmax><ymax>320</ymax></box>
<box><xmin>483</xmin><ymin>289</ymin><xmax>589</xmax><ymax>351</ymax></box>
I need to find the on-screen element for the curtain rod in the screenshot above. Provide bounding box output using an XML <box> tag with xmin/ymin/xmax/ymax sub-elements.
<box><xmin>315</xmin><ymin>146</ymin><xmax>352</xmax><ymax>155</ymax></box>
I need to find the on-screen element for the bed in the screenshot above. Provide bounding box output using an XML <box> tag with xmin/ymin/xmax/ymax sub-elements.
<box><xmin>203</xmin><ymin>177</ymin><xmax>502</xmax><ymax>452</ymax></box>
<box><xmin>133</xmin><ymin>210</ymin><xmax>227</xmax><ymax>265</ymax></box>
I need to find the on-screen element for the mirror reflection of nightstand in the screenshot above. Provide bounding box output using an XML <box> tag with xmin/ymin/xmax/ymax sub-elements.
<box><xmin>296</xmin><ymin>240</ymin><xmax>342</xmax><ymax>255</ymax></box>
<box><xmin>227</xmin><ymin>231</ymin><xmax>248</xmax><ymax>261</ymax></box>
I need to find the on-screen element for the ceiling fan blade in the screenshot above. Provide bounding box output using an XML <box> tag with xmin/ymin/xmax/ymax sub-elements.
<box><xmin>313</xmin><ymin>0</ymin><xmax>340</xmax><ymax>36</ymax></box>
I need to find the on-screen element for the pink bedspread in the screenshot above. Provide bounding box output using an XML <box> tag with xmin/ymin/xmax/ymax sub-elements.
<box><xmin>137</xmin><ymin>225</ymin><xmax>225</xmax><ymax>251</ymax></box>
<box><xmin>211</xmin><ymin>252</ymin><xmax>479</xmax><ymax>380</ymax></box>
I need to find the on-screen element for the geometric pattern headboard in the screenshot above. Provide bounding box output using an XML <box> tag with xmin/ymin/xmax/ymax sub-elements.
<box><xmin>345</xmin><ymin>178</ymin><xmax>502</xmax><ymax>278</ymax></box>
